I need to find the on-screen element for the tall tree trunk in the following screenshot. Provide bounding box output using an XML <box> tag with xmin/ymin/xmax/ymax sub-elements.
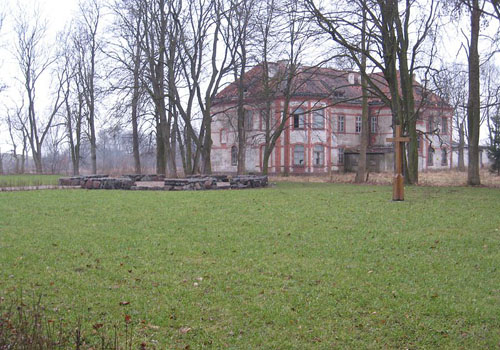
<box><xmin>89</xmin><ymin>120</ymin><xmax>97</xmax><ymax>174</ymax></box>
<box><xmin>33</xmin><ymin>148</ymin><xmax>43</xmax><ymax>174</ymax></box>
<box><xmin>467</xmin><ymin>0</ymin><xmax>481</xmax><ymax>185</ymax></box>
<box><xmin>167</xmin><ymin>116</ymin><xmax>177</xmax><ymax>177</ymax></box>
<box><xmin>355</xmin><ymin>7</ymin><xmax>368</xmax><ymax>183</ymax></box>
<box><xmin>186</xmin><ymin>129</ymin><xmax>193</xmax><ymax>175</ymax></box>
<box><xmin>201</xmin><ymin>110</ymin><xmax>212</xmax><ymax>174</ymax></box>
<box><xmin>156</xmin><ymin>112</ymin><xmax>166</xmax><ymax>175</ymax></box>
<box><xmin>394</xmin><ymin>2</ymin><xmax>418</xmax><ymax>184</ymax></box>
<box><xmin>176</xmin><ymin>122</ymin><xmax>188</xmax><ymax>176</ymax></box>
<box><xmin>458</xmin><ymin>122</ymin><xmax>465</xmax><ymax>171</ymax></box>
<box><xmin>406</xmin><ymin>120</ymin><xmax>418</xmax><ymax>182</ymax></box>
<box><xmin>236</xmin><ymin>65</ymin><xmax>247</xmax><ymax>175</ymax></box>
<box><xmin>262</xmin><ymin>149</ymin><xmax>271</xmax><ymax>175</ymax></box>
<box><xmin>21</xmin><ymin>136</ymin><xmax>26</xmax><ymax>174</ymax></box>
<box><xmin>131</xmin><ymin>101</ymin><xmax>141</xmax><ymax>174</ymax></box>
<box><xmin>131</xmin><ymin>56</ymin><xmax>141</xmax><ymax>174</ymax></box>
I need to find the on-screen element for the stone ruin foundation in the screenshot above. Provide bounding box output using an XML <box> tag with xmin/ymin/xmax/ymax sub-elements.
<box><xmin>59</xmin><ymin>174</ymin><xmax>268</xmax><ymax>191</ymax></box>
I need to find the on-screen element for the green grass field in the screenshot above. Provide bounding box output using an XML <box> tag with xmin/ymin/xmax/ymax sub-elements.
<box><xmin>0</xmin><ymin>183</ymin><xmax>499</xmax><ymax>349</ymax></box>
<box><xmin>0</xmin><ymin>174</ymin><xmax>61</xmax><ymax>188</ymax></box>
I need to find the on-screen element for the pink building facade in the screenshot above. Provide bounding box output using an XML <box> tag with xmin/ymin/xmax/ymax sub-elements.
<box><xmin>211</xmin><ymin>65</ymin><xmax>453</xmax><ymax>174</ymax></box>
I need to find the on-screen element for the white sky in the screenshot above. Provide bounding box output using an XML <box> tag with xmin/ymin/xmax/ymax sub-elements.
<box><xmin>0</xmin><ymin>0</ymin><xmax>498</xmax><ymax>152</ymax></box>
<box><xmin>0</xmin><ymin>0</ymin><xmax>79</xmax><ymax>150</ymax></box>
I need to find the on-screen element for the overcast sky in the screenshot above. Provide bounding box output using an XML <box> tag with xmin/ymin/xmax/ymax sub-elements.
<box><xmin>0</xmin><ymin>0</ymin><xmax>78</xmax><ymax>150</ymax></box>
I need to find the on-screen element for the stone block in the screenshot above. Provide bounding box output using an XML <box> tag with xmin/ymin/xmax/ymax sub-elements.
<box><xmin>216</xmin><ymin>182</ymin><xmax>231</xmax><ymax>189</ymax></box>
<box><xmin>204</xmin><ymin>180</ymin><xmax>213</xmax><ymax>189</ymax></box>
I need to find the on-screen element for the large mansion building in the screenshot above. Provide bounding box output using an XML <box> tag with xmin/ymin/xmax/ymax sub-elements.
<box><xmin>210</xmin><ymin>63</ymin><xmax>453</xmax><ymax>174</ymax></box>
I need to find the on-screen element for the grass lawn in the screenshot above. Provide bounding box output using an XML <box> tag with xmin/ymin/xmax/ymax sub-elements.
<box><xmin>0</xmin><ymin>183</ymin><xmax>499</xmax><ymax>349</ymax></box>
<box><xmin>0</xmin><ymin>174</ymin><xmax>61</xmax><ymax>188</ymax></box>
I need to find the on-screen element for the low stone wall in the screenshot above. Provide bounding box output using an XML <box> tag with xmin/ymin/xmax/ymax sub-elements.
<box><xmin>59</xmin><ymin>174</ymin><xmax>268</xmax><ymax>191</ymax></box>
<box><xmin>59</xmin><ymin>175</ymin><xmax>109</xmax><ymax>186</ymax></box>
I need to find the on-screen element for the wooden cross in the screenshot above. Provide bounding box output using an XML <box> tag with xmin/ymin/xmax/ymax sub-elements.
<box><xmin>386</xmin><ymin>125</ymin><xmax>410</xmax><ymax>201</ymax></box>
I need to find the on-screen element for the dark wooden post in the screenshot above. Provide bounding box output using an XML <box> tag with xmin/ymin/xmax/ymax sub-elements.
<box><xmin>387</xmin><ymin>125</ymin><xmax>410</xmax><ymax>201</ymax></box>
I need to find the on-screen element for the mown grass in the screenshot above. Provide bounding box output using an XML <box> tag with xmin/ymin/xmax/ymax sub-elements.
<box><xmin>0</xmin><ymin>174</ymin><xmax>61</xmax><ymax>188</ymax></box>
<box><xmin>0</xmin><ymin>183</ymin><xmax>499</xmax><ymax>349</ymax></box>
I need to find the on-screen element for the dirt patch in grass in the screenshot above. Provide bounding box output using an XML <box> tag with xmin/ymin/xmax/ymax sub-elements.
<box><xmin>270</xmin><ymin>170</ymin><xmax>500</xmax><ymax>187</ymax></box>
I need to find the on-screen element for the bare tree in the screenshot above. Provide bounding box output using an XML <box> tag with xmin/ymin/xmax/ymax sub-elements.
<box><xmin>355</xmin><ymin>5</ymin><xmax>370</xmax><ymax>183</ymax></box>
<box><xmin>13</xmin><ymin>7</ymin><xmax>65</xmax><ymax>173</ymax></box>
<box><xmin>444</xmin><ymin>0</ymin><xmax>500</xmax><ymax>184</ymax></box>
<box><xmin>57</xmin><ymin>30</ymin><xmax>86</xmax><ymax>176</ymax></box>
<box><xmin>0</xmin><ymin>11</ymin><xmax>6</xmax><ymax>93</ymax></box>
<box><xmin>5</xmin><ymin>103</ymin><xmax>29</xmax><ymax>174</ymax></box>
<box><xmin>431</xmin><ymin>63</ymin><xmax>468</xmax><ymax>171</ymax></box>
<box><xmin>75</xmin><ymin>0</ymin><xmax>103</xmax><ymax>174</ymax></box>
<box><xmin>250</xmin><ymin>0</ymin><xmax>324</xmax><ymax>175</ymax></box>
<box><xmin>108</xmin><ymin>0</ymin><xmax>148</xmax><ymax>174</ymax></box>
<box><xmin>171</xmin><ymin>0</ymin><xmax>236</xmax><ymax>174</ymax></box>
<box><xmin>304</xmin><ymin>0</ymin><xmax>440</xmax><ymax>184</ymax></box>
<box><xmin>481</xmin><ymin>62</ymin><xmax>500</xmax><ymax>162</ymax></box>
<box><xmin>224</xmin><ymin>0</ymin><xmax>258</xmax><ymax>174</ymax></box>
<box><xmin>465</xmin><ymin>0</ymin><xmax>482</xmax><ymax>185</ymax></box>
<box><xmin>139</xmin><ymin>0</ymin><xmax>178</xmax><ymax>176</ymax></box>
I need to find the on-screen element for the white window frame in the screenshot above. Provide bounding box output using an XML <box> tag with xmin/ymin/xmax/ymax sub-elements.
<box><xmin>293</xmin><ymin>144</ymin><xmax>305</xmax><ymax>166</ymax></box>
<box><xmin>441</xmin><ymin>149</ymin><xmax>448</xmax><ymax>166</ymax></box>
<box><xmin>370</xmin><ymin>116</ymin><xmax>377</xmax><ymax>133</ymax></box>
<box><xmin>338</xmin><ymin>148</ymin><xmax>344</xmax><ymax>165</ymax></box>
<box><xmin>427</xmin><ymin>146</ymin><xmax>434</xmax><ymax>166</ymax></box>
<box><xmin>338</xmin><ymin>115</ymin><xmax>345</xmax><ymax>133</ymax></box>
<box><xmin>231</xmin><ymin>146</ymin><xmax>238</xmax><ymax>166</ymax></box>
<box><xmin>313</xmin><ymin>109</ymin><xmax>325</xmax><ymax>129</ymax></box>
<box><xmin>441</xmin><ymin>117</ymin><xmax>448</xmax><ymax>135</ymax></box>
<box><xmin>313</xmin><ymin>145</ymin><xmax>324</xmax><ymax>166</ymax></box>
<box><xmin>292</xmin><ymin>108</ymin><xmax>305</xmax><ymax>129</ymax></box>
<box><xmin>355</xmin><ymin>116</ymin><xmax>362</xmax><ymax>133</ymax></box>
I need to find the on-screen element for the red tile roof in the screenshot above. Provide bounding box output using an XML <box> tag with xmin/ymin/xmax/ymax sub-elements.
<box><xmin>215</xmin><ymin>62</ymin><xmax>450</xmax><ymax>109</ymax></box>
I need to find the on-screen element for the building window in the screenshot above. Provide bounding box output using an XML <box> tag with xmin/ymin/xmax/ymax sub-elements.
<box><xmin>427</xmin><ymin>146</ymin><xmax>434</xmax><ymax>166</ymax></box>
<box><xmin>292</xmin><ymin>108</ymin><xmax>305</xmax><ymax>129</ymax></box>
<box><xmin>338</xmin><ymin>148</ymin><xmax>344</xmax><ymax>165</ymax></box>
<box><xmin>313</xmin><ymin>109</ymin><xmax>325</xmax><ymax>129</ymax></box>
<box><xmin>428</xmin><ymin>116</ymin><xmax>435</xmax><ymax>132</ymax></box>
<box><xmin>441</xmin><ymin>117</ymin><xmax>448</xmax><ymax>135</ymax></box>
<box><xmin>370</xmin><ymin>116</ymin><xmax>377</xmax><ymax>133</ymax></box>
<box><xmin>244</xmin><ymin>110</ymin><xmax>253</xmax><ymax>131</ymax></box>
<box><xmin>313</xmin><ymin>145</ymin><xmax>324</xmax><ymax>166</ymax></box>
<box><xmin>293</xmin><ymin>145</ymin><xmax>305</xmax><ymax>166</ymax></box>
<box><xmin>441</xmin><ymin>149</ymin><xmax>448</xmax><ymax>166</ymax></box>
<box><xmin>355</xmin><ymin>116</ymin><xmax>362</xmax><ymax>133</ymax></box>
<box><xmin>338</xmin><ymin>115</ymin><xmax>345</xmax><ymax>133</ymax></box>
<box><xmin>231</xmin><ymin>146</ymin><xmax>238</xmax><ymax>166</ymax></box>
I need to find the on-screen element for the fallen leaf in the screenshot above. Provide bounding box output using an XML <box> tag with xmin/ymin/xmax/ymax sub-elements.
<box><xmin>179</xmin><ymin>326</ymin><xmax>192</xmax><ymax>334</ymax></box>
<box><xmin>93</xmin><ymin>323</ymin><xmax>104</xmax><ymax>330</ymax></box>
<box><xmin>124</xmin><ymin>315</ymin><xmax>132</xmax><ymax>323</ymax></box>
<box><xmin>119</xmin><ymin>301</ymin><xmax>130</xmax><ymax>306</ymax></box>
